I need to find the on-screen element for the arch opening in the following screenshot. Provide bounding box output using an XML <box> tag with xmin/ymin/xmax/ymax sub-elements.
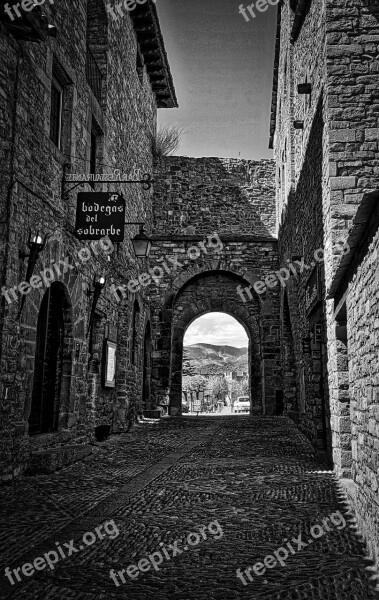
<box><xmin>162</xmin><ymin>269</ymin><xmax>271</xmax><ymax>416</ymax></box>
<box><xmin>29</xmin><ymin>282</ymin><xmax>73</xmax><ymax>436</ymax></box>
<box><xmin>182</xmin><ymin>312</ymin><xmax>252</xmax><ymax>415</ymax></box>
<box><xmin>142</xmin><ymin>321</ymin><xmax>152</xmax><ymax>411</ymax></box>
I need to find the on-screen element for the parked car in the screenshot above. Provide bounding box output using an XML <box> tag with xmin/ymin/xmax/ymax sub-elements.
<box><xmin>234</xmin><ymin>396</ymin><xmax>250</xmax><ymax>414</ymax></box>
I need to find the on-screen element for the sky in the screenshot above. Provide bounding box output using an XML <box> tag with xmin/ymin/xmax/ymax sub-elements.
<box><xmin>156</xmin><ymin>0</ymin><xmax>277</xmax><ymax>160</ymax></box>
<box><xmin>184</xmin><ymin>313</ymin><xmax>249</xmax><ymax>348</ymax></box>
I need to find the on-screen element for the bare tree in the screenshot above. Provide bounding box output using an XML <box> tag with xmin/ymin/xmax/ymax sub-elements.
<box><xmin>240</xmin><ymin>378</ymin><xmax>250</xmax><ymax>396</ymax></box>
<box><xmin>208</xmin><ymin>376</ymin><xmax>229</xmax><ymax>411</ymax></box>
<box><xmin>182</xmin><ymin>375</ymin><xmax>207</xmax><ymax>412</ymax></box>
<box><xmin>228</xmin><ymin>380</ymin><xmax>242</xmax><ymax>409</ymax></box>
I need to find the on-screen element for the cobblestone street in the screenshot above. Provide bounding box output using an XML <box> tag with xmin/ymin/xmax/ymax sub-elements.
<box><xmin>1</xmin><ymin>416</ymin><xmax>378</xmax><ymax>600</ymax></box>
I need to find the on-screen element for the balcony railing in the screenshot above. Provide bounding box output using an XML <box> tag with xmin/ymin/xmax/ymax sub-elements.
<box><xmin>86</xmin><ymin>46</ymin><xmax>103</xmax><ymax>103</ymax></box>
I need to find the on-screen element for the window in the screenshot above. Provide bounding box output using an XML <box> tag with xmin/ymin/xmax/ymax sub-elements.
<box><xmin>86</xmin><ymin>46</ymin><xmax>103</xmax><ymax>103</ymax></box>
<box><xmin>86</xmin><ymin>0</ymin><xmax>108</xmax><ymax>105</ymax></box>
<box><xmin>48</xmin><ymin>58</ymin><xmax>73</xmax><ymax>156</ymax></box>
<box><xmin>299</xmin><ymin>367</ymin><xmax>306</xmax><ymax>414</ymax></box>
<box><xmin>88</xmin><ymin>118</ymin><xmax>103</xmax><ymax>187</ymax></box>
<box><xmin>131</xmin><ymin>300</ymin><xmax>140</xmax><ymax>365</ymax></box>
<box><xmin>90</xmin><ymin>128</ymin><xmax>97</xmax><ymax>177</ymax></box>
<box><xmin>304</xmin><ymin>74</ymin><xmax>311</xmax><ymax>112</ymax></box>
<box><xmin>136</xmin><ymin>46</ymin><xmax>144</xmax><ymax>84</ymax></box>
<box><xmin>282</xmin><ymin>141</ymin><xmax>289</xmax><ymax>206</ymax></box>
<box><xmin>290</xmin><ymin>0</ymin><xmax>298</xmax><ymax>12</ymax></box>
<box><xmin>50</xmin><ymin>76</ymin><xmax>63</xmax><ymax>149</ymax></box>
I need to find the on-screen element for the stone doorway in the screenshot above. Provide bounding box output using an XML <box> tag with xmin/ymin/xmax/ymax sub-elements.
<box><xmin>142</xmin><ymin>321</ymin><xmax>152</xmax><ymax>412</ymax></box>
<box><xmin>28</xmin><ymin>283</ymin><xmax>72</xmax><ymax>436</ymax></box>
<box><xmin>154</xmin><ymin>269</ymin><xmax>280</xmax><ymax>416</ymax></box>
<box><xmin>333</xmin><ymin>301</ymin><xmax>352</xmax><ymax>477</ymax></box>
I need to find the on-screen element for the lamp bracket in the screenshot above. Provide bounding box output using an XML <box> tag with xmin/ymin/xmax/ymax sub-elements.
<box><xmin>63</xmin><ymin>181</ymin><xmax>86</xmax><ymax>198</ymax></box>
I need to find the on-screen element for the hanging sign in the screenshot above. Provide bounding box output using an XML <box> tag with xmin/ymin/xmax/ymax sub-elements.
<box><xmin>75</xmin><ymin>192</ymin><xmax>125</xmax><ymax>241</ymax></box>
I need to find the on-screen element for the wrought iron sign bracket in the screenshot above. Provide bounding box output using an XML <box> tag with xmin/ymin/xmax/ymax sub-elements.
<box><xmin>62</xmin><ymin>164</ymin><xmax>154</xmax><ymax>200</ymax></box>
<box><xmin>63</xmin><ymin>181</ymin><xmax>85</xmax><ymax>198</ymax></box>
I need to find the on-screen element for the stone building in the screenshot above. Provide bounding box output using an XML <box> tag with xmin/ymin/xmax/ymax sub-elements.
<box><xmin>0</xmin><ymin>0</ymin><xmax>177</xmax><ymax>479</ymax></box>
<box><xmin>224</xmin><ymin>371</ymin><xmax>248</xmax><ymax>383</ymax></box>
<box><xmin>0</xmin><ymin>0</ymin><xmax>284</xmax><ymax>480</ymax></box>
<box><xmin>270</xmin><ymin>0</ymin><xmax>379</xmax><ymax>566</ymax></box>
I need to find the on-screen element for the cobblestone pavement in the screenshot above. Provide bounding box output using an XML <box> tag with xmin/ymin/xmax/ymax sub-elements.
<box><xmin>1</xmin><ymin>416</ymin><xmax>378</xmax><ymax>600</ymax></box>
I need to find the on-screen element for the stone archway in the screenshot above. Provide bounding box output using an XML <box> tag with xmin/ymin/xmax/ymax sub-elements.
<box><xmin>142</xmin><ymin>321</ymin><xmax>152</xmax><ymax>411</ymax></box>
<box><xmin>28</xmin><ymin>282</ymin><xmax>73</xmax><ymax>435</ymax></box>
<box><xmin>160</xmin><ymin>269</ymin><xmax>278</xmax><ymax>416</ymax></box>
<box><xmin>182</xmin><ymin>311</ymin><xmax>252</xmax><ymax>414</ymax></box>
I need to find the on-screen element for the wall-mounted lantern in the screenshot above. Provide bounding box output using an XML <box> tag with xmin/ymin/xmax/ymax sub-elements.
<box><xmin>19</xmin><ymin>230</ymin><xmax>49</xmax><ymax>272</ymax></box>
<box><xmin>297</xmin><ymin>83</ymin><xmax>312</xmax><ymax>95</ymax></box>
<box><xmin>18</xmin><ymin>230</ymin><xmax>50</xmax><ymax>318</ymax></box>
<box><xmin>126</xmin><ymin>222</ymin><xmax>152</xmax><ymax>258</ymax></box>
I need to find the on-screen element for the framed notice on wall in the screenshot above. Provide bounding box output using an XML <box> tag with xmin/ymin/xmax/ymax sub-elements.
<box><xmin>102</xmin><ymin>340</ymin><xmax>117</xmax><ymax>388</ymax></box>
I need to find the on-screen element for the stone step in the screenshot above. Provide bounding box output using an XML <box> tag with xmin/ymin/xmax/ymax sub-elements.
<box><xmin>25</xmin><ymin>444</ymin><xmax>93</xmax><ymax>475</ymax></box>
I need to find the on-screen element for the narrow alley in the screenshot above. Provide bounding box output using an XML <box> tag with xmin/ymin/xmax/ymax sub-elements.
<box><xmin>1</xmin><ymin>416</ymin><xmax>377</xmax><ymax>599</ymax></box>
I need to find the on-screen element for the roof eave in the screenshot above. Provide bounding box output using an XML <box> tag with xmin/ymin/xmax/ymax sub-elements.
<box><xmin>130</xmin><ymin>0</ymin><xmax>178</xmax><ymax>109</ymax></box>
<box><xmin>269</xmin><ymin>3</ymin><xmax>282</xmax><ymax>150</ymax></box>
<box><xmin>328</xmin><ymin>190</ymin><xmax>379</xmax><ymax>299</ymax></box>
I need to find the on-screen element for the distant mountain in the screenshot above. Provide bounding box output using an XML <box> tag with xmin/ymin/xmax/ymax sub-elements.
<box><xmin>184</xmin><ymin>343</ymin><xmax>248</xmax><ymax>375</ymax></box>
<box><xmin>185</xmin><ymin>343</ymin><xmax>247</xmax><ymax>358</ymax></box>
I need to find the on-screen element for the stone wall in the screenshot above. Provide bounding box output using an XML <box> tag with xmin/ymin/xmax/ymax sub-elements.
<box><xmin>152</xmin><ymin>156</ymin><xmax>276</xmax><ymax>237</ymax></box>
<box><xmin>325</xmin><ymin>0</ymin><xmax>379</xmax><ymax>286</ymax></box>
<box><xmin>148</xmin><ymin>236</ymin><xmax>282</xmax><ymax>415</ymax></box>
<box><xmin>348</xmin><ymin>223</ymin><xmax>379</xmax><ymax>566</ymax></box>
<box><xmin>273</xmin><ymin>0</ymin><xmax>379</xmax><ymax>457</ymax></box>
<box><xmin>273</xmin><ymin>0</ymin><xmax>332</xmax><ymax>450</ymax></box>
<box><xmin>272</xmin><ymin>0</ymin><xmax>379</xmax><ymax>573</ymax></box>
<box><xmin>144</xmin><ymin>156</ymin><xmax>285</xmax><ymax>417</ymax></box>
<box><xmin>324</xmin><ymin>1</ymin><xmax>379</xmax><ymax>481</ymax></box>
<box><xmin>329</xmin><ymin>195</ymin><xmax>379</xmax><ymax>569</ymax></box>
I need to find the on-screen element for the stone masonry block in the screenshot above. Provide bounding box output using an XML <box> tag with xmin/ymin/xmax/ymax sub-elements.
<box><xmin>330</xmin><ymin>176</ymin><xmax>357</xmax><ymax>190</ymax></box>
<box><xmin>365</xmin><ymin>128</ymin><xmax>379</xmax><ymax>142</ymax></box>
<box><xmin>329</xmin><ymin>129</ymin><xmax>356</xmax><ymax>143</ymax></box>
<box><xmin>335</xmin><ymin>415</ymin><xmax>352</xmax><ymax>434</ymax></box>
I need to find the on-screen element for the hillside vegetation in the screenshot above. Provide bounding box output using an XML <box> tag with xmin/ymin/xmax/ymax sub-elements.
<box><xmin>184</xmin><ymin>343</ymin><xmax>248</xmax><ymax>374</ymax></box>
